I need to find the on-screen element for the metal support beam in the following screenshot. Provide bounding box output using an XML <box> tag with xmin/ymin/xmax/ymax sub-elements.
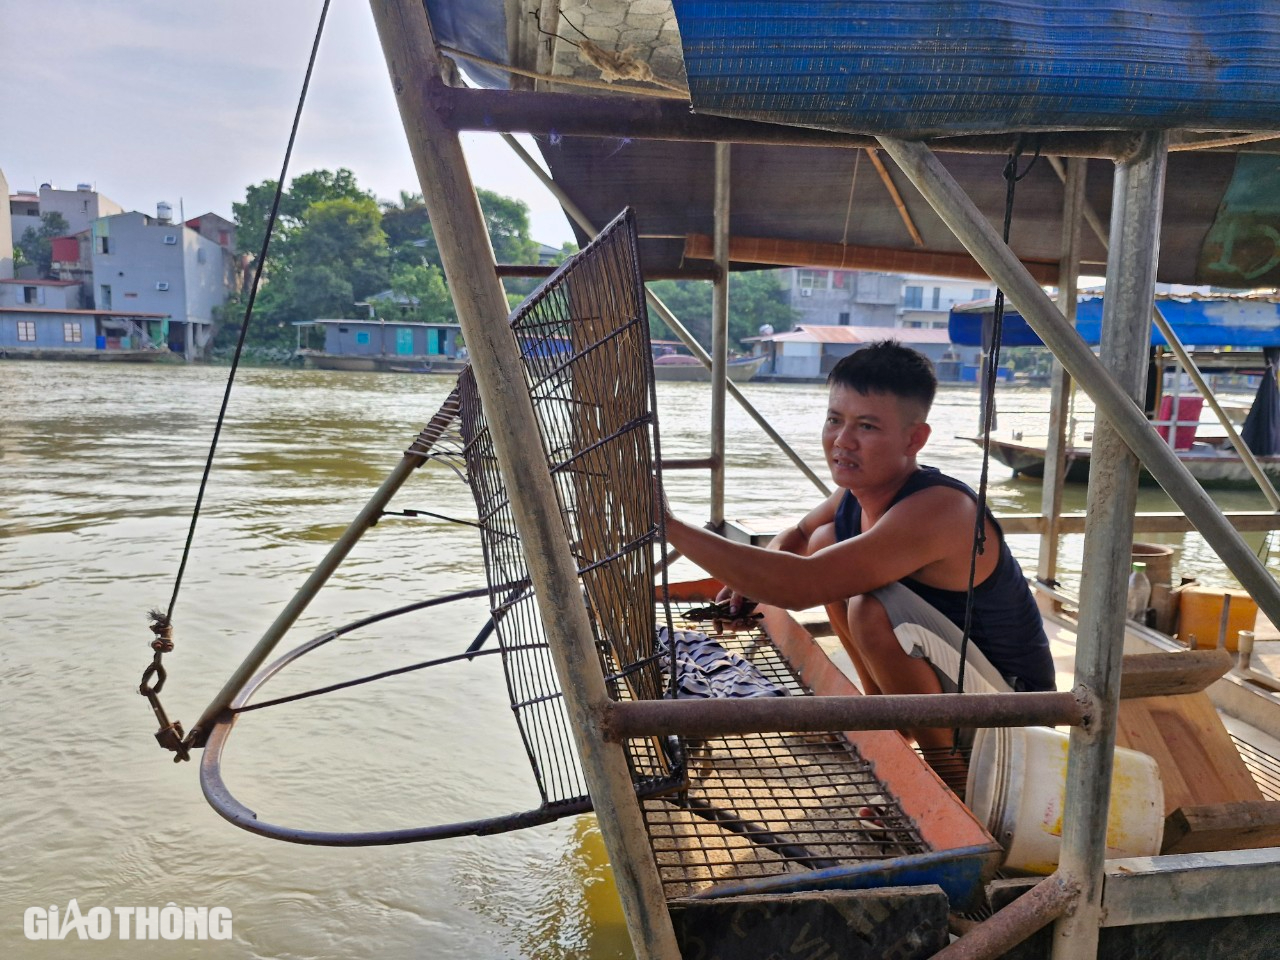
<box><xmin>498</xmin><ymin>133</ymin><xmax>831</xmax><ymax>497</ymax></box>
<box><xmin>710</xmin><ymin>143</ymin><xmax>730</xmax><ymax>527</ymax></box>
<box><xmin>1052</xmin><ymin>130</ymin><xmax>1168</xmax><ymax>960</ymax></box>
<box><xmin>447</xmin><ymin>87</ymin><xmax>1144</xmax><ymax>157</ymax></box>
<box><xmin>601</xmin><ymin>690</ymin><xmax>1089</xmax><ymax>741</ymax></box>
<box><xmin>1038</xmin><ymin>157</ymin><xmax>1085</xmax><ymax>589</ymax></box>
<box><xmin>871</xmin><ymin>137</ymin><xmax>1280</xmax><ymax>660</ymax></box>
<box><xmin>933</xmin><ymin>873</ymin><xmax>1079</xmax><ymax>960</ymax></box>
<box><xmin>369</xmin><ymin>4</ymin><xmax>679</xmax><ymax>957</ymax></box>
<box><xmin>1100</xmin><ymin>849</ymin><xmax>1280</xmax><ymax>926</ymax></box>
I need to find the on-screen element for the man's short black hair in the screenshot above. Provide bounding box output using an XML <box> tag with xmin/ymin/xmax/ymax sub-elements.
<box><xmin>827</xmin><ymin>340</ymin><xmax>937</xmax><ymax>415</ymax></box>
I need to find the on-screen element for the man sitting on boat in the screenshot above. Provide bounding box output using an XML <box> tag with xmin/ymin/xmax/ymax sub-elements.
<box><xmin>662</xmin><ymin>340</ymin><xmax>1055</xmax><ymax>752</ymax></box>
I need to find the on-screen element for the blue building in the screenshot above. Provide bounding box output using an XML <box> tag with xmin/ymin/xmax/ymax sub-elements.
<box><xmin>0</xmin><ymin>278</ymin><xmax>180</xmax><ymax>360</ymax></box>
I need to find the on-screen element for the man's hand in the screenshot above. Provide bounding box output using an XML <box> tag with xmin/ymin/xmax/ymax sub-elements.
<box><xmin>714</xmin><ymin>582</ymin><xmax>749</xmax><ymax>616</ymax></box>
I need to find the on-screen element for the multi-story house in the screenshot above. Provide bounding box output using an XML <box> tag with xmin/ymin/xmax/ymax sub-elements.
<box><xmin>790</xmin><ymin>268</ymin><xmax>901</xmax><ymax>328</ymax></box>
<box><xmin>87</xmin><ymin>207</ymin><xmax>227</xmax><ymax>358</ymax></box>
<box><xmin>0</xmin><ymin>167</ymin><xmax>12</xmax><ymax>279</ymax></box>
<box><xmin>898</xmin><ymin>274</ymin><xmax>994</xmax><ymax>330</ymax></box>
<box><xmin>9</xmin><ymin>181</ymin><xmax>124</xmax><ymax>240</ymax></box>
<box><xmin>753</xmin><ymin>267</ymin><xmax>988</xmax><ymax>380</ymax></box>
<box><xmin>2</xmin><ymin>167</ymin><xmax>235</xmax><ymax>360</ymax></box>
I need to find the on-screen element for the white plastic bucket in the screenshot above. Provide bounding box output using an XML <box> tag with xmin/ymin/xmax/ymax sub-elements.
<box><xmin>965</xmin><ymin>726</ymin><xmax>1164</xmax><ymax>875</ymax></box>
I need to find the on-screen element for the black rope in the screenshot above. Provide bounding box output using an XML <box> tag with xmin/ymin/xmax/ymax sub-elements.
<box><xmin>380</xmin><ymin>508</ymin><xmax>482</xmax><ymax>528</ymax></box>
<box><xmin>162</xmin><ymin>0</ymin><xmax>332</xmax><ymax>625</ymax></box>
<box><xmin>955</xmin><ymin>142</ymin><xmax>1041</xmax><ymax>707</ymax></box>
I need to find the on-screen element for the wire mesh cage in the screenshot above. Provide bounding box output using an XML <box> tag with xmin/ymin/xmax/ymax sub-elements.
<box><xmin>458</xmin><ymin>208</ymin><xmax>682</xmax><ymax>808</ymax></box>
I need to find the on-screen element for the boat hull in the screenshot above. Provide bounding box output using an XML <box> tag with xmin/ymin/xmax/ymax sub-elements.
<box><xmin>652</xmin><ymin>355</ymin><xmax>766</xmax><ymax>382</ymax></box>
<box><xmin>299</xmin><ymin>352</ymin><xmax>467</xmax><ymax>375</ymax></box>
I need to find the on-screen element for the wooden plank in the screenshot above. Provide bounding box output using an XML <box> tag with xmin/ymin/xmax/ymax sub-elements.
<box><xmin>669</xmin><ymin>886</ymin><xmax>949</xmax><ymax>960</ymax></box>
<box><xmin>1118</xmin><ymin>649</ymin><xmax>1232</xmax><ymax>699</ymax></box>
<box><xmin>1162</xmin><ymin>801</ymin><xmax>1280</xmax><ymax>855</ymax></box>
<box><xmin>1115</xmin><ymin>692</ymin><xmax>1264</xmax><ymax>814</ymax></box>
<box><xmin>683</xmin><ymin>233</ymin><xmax>1060</xmax><ymax>283</ymax></box>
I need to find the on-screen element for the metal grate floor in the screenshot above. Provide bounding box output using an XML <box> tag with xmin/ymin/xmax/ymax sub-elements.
<box><xmin>1233</xmin><ymin>732</ymin><xmax>1280</xmax><ymax>800</ymax></box>
<box><xmin>639</xmin><ymin>618</ymin><xmax>927</xmax><ymax>899</ymax></box>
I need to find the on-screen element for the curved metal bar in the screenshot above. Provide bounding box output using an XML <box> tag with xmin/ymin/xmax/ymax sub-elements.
<box><xmin>194</xmin><ymin>580</ymin><xmax>600</xmax><ymax>845</ymax></box>
<box><xmin>198</xmin><ymin>631</ymin><xmax>585</xmax><ymax>845</ymax></box>
<box><xmin>201</xmin><ymin>735</ymin><xmax>594</xmax><ymax>846</ymax></box>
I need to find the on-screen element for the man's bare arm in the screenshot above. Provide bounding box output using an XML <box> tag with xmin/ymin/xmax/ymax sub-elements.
<box><xmin>666</xmin><ymin>487</ymin><xmax>972</xmax><ymax>610</ymax></box>
<box><xmin>764</xmin><ymin>488</ymin><xmax>844</xmax><ymax>553</ymax></box>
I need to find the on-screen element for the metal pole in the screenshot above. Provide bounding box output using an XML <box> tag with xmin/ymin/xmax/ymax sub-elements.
<box><xmin>933</xmin><ymin>873</ymin><xmax>1079</xmax><ymax>960</ymax></box>
<box><xmin>498</xmin><ymin>133</ymin><xmax>831</xmax><ymax>497</ymax></box>
<box><xmin>1038</xmin><ymin>158</ymin><xmax>1084</xmax><ymax>590</ymax></box>
<box><xmin>602</xmin><ymin>690</ymin><xmax>1088</xmax><ymax>740</ymax></box>
<box><xmin>873</xmin><ymin>136</ymin><xmax>1280</xmax><ymax>636</ymax></box>
<box><xmin>369</xmin><ymin>4</ymin><xmax>679</xmax><ymax>957</ymax></box>
<box><xmin>710</xmin><ymin>143</ymin><xmax>730</xmax><ymax>527</ymax></box>
<box><xmin>1151</xmin><ymin>306</ymin><xmax>1280</xmax><ymax>510</ymax></box>
<box><xmin>1051</xmin><ymin>131</ymin><xmax>1169</xmax><ymax>960</ymax></box>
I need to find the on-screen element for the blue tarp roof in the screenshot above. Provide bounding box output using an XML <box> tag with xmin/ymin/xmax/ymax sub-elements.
<box><xmin>949</xmin><ymin>297</ymin><xmax>1280</xmax><ymax>348</ymax></box>
<box><xmin>671</xmin><ymin>1</ymin><xmax>1280</xmax><ymax>136</ymax></box>
<box><xmin>425</xmin><ymin>0</ymin><xmax>509</xmax><ymax>88</ymax></box>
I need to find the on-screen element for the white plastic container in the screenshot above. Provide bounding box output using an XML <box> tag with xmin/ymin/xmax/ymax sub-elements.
<box><xmin>965</xmin><ymin>726</ymin><xmax>1164</xmax><ymax>875</ymax></box>
<box><xmin>1127</xmin><ymin>562</ymin><xmax>1152</xmax><ymax>622</ymax></box>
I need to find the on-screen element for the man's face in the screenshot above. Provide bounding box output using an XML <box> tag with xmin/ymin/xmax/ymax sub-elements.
<box><xmin>821</xmin><ymin>385</ymin><xmax>930</xmax><ymax>490</ymax></box>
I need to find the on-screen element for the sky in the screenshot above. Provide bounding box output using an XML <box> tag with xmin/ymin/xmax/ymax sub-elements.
<box><xmin>0</xmin><ymin>0</ymin><xmax>576</xmax><ymax>246</ymax></box>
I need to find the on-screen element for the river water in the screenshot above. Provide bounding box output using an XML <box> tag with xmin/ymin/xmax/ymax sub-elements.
<box><xmin>3</xmin><ymin>361</ymin><xmax>1277</xmax><ymax>958</ymax></box>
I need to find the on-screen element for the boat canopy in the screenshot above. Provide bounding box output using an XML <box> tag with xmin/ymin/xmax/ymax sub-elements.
<box><xmin>422</xmin><ymin>1</ymin><xmax>1280</xmax><ymax>287</ymax></box>
<box><xmin>949</xmin><ymin>295</ymin><xmax>1280</xmax><ymax>348</ymax></box>
<box><xmin>670</xmin><ymin>1</ymin><xmax>1280</xmax><ymax>136</ymax></box>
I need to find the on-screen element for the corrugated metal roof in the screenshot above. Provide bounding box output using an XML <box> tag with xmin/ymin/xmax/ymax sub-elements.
<box><xmin>749</xmin><ymin>324</ymin><xmax>951</xmax><ymax>345</ymax></box>
<box><xmin>0</xmin><ymin>307</ymin><xmax>170</xmax><ymax>318</ymax></box>
<box><xmin>292</xmin><ymin>319</ymin><xmax>461</xmax><ymax>328</ymax></box>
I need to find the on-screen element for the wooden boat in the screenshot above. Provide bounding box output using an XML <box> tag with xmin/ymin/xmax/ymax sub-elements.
<box><xmin>651</xmin><ymin>352</ymin><xmax>766</xmax><ymax>382</ymax></box>
<box><xmin>953</xmin><ymin>295</ymin><xmax>1280</xmax><ymax>488</ymax></box>
<box><xmin>966</xmin><ymin>434</ymin><xmax>1280</xmax><ymax>488</ymax></box>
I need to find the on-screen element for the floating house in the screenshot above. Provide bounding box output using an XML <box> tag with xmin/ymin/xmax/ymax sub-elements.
<box><xmin>293</xmin><ymin>318</ymin><xmax>465</xmax><ymax>373</ymax></box>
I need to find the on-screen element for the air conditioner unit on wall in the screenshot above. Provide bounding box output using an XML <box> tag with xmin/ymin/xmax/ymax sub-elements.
<box><xmin>799</xmin><ymin>288</ymin><xmax>812</xmax><ymax>297</ymax></box>
<box><xmin>156</xmin><ymin>282</ymin><xmax>170</xmax><ymax>291</ymax></box>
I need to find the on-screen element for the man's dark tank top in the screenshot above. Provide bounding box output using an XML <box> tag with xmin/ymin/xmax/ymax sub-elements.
<box><xmin>834</xmin><ymin>466</ymin><xmax>1056</xmax><ymax>691</ymax></box>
